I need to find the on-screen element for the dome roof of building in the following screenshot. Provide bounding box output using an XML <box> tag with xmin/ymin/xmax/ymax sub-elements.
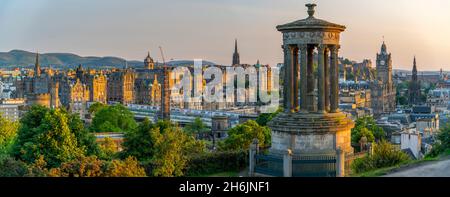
<box><xmin>276</xmin><ymin>4</ymin><xmax>346</xmax><ymax>32</ymax></box>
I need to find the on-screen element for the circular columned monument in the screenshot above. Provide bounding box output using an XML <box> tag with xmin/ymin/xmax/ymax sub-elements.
<box><xmin>268</xmin><ymin>4</ymin><xmax>354</xmax><ymax>161</ymax></box>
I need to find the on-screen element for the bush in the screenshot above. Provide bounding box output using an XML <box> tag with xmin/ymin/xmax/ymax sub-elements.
<box><xmin>184</xmin><ymin>151</ymin><xmax>248</xmax><ymax>176</ymax></box>
<box><xmin>352</xmin><ymin>141</ymin><xmax>410</xmax><ymax>173</ymax></box>
<box><xmin>426</xmin><ymin>123</ymin><xmax>450</xmax><ymax>157</ymax></box>
<box><xmin>0</xmin><ymin>157</ymin><xmax>29</xmax><ymax>177</ymax></box>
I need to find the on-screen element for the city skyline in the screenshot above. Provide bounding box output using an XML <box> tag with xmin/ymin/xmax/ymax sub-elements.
<box><xmin>1</xmin><ymin>0</ymin><xmax>450</xmax><ymax>70</ymax></box>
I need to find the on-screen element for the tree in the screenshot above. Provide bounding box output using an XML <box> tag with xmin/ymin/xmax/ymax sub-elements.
<box><xmin>0</xmin><ymin>157</ymin><xmax>28</xmax><ymax>177</ymax></box>
<box><xmin>88</xmin><ymin>102</ymin><xmax>106</xmax><ymax>115</ymax></box>
<box><xmin>351</xmin><ymin>116</ymin><xmax>385</xmax><ymax>145</ymax></box>
<box><xmin>90</xmin><ymin>104</ymin><xmax>137</xmax><ymax>133</ymax></box>
<box><xmin>219</xmin><ymin>120</ymin><xmax>271</xmax><ymax>151</ymax></box>
<box><xmin>396</xmin><ymin>96</ymin><xmax>408</xmax><ymax>106</ymax></box>
<box><xmin>150</xmin><ymin>121</ymin><xmax>205</xmax><ymax>177</ymax></box>
<box><xmin>122</xmin><ymin>119</ymin><xmax>205</xmax><ymax>176</ymax></box>
<box><xmin>121</xmin><ymin>118</ymin><xmax>155</xmax><ymax>162</ymax></box>
<box><xmin>13</xmin><ymin>107</ymin><xmax>85</xmax><ymax>167</ymax></box>
<box><xmin>104</xmin><ymin>157</ymin><xmax>146</xmax><ymax>177</ymax></box>
<box><xmin>67</xmin><ymin>113</ymin><xmax>100</xmax><ymax>156</ymax></box>
<box><xmin>98</xmin><ymin>137</ymin><xmax>118</xmax><ymax>160</ymax></box>
<box><xmin>48</xmin><ymin>156</ymin><xmax>104</xmax><ymax>177</ymax></box>
<box><xmin>150</xmin><ymin>126</ymin><xmax>188</xmax><ymax>177</ymax></box>
<box><xmin>256</xmin><ymin>108</ymin><xmax>282</xmax><ymax>126</ymax></box>
<box><xmin>438</xmin><ymin>124</ymin><xmax>450</xmax><ymax>150</ymax></box>
<box><xmin>48</xmin><ymin>156</ymin><xmax>146</xmax><ymax>177</ymax></box>
<box><xmin>0</xmin><ymin>115</ymin><xmax>19</xmax><ymax>159</ymax></box>
<box><xmin>184</xmin><ymin>117</ymin><xmax>208</xmax><ymax>137</ymax></box>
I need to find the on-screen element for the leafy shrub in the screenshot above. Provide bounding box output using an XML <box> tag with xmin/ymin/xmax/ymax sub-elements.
<box><xmin>184</xmin><ymin>150</ymin><xmax>247</xmax><ymax>176</ymax></box>
<box><xmin>351</xmin><ymin>140</ymin><xmax>410</xmax><ymax>173</ymax></box>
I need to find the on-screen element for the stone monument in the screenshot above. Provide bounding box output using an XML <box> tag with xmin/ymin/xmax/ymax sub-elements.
<box><xmin>266</xmin><ymin>3</ymin><xmax>354</xmax><ymax>176</ymax></box>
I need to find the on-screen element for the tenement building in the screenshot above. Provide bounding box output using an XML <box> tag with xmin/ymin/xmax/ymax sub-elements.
<box><xmin>371</xmin><ymin>41</ymin><xmax>396</xmax><ymax>117</ymax></box>
<box><xmin>107</xmin><ymin>68</ymin><xmax>135</xmax><ymax>104</ymax></box>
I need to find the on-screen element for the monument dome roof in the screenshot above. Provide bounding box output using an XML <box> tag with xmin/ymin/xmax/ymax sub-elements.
<box><xmin>277</xmin><ymin>4</ymin><xmax>346</xmax><ymax>32</ymax></box>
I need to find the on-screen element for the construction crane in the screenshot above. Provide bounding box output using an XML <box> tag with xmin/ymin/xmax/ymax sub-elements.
<box><xmin>158</xmin><ymin>46</ymin><xmax>171</xmax><ymax>121</ymax></box>
<box><xmin>159</xmin><ymin>46</ymin><xmax>167</xmax><ymax>68</ymax></box>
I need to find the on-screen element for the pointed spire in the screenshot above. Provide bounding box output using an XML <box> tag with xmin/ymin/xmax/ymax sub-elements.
<box><xmin>381</xmin><ymin>39</ymin><xmax>387</xmax><ymax>54</ymax></box>
<box><xmin>413</xmin><ymin>56</ymin><xmax>417</xmax><ymax>73</ymax></box>
<box><xmin>35</xmin><ymin>51</ymin><xmax>41</xmax><ymax>77</ymax></box>
<box><xmin>232</xmin><ymin>39</ymin><xmax>240</xmax><ymax>66</ymax></box>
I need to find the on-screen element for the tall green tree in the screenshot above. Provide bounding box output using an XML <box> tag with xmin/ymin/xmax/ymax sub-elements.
<box><xmin>13</xmin><ymin>107</ymin><xmax>85</xmax><ymax>167</ymax></box>
<box><xmin>184</xmin><ymin>117</ymin><xmax>208</xmax><ymax>136</ymax></box>
<box><xmin>121</xmin><ymin>118</ymin><xmax>156</xmax><ymax>162</ymax></box>
<box><xmin>67</xmin><ymin>113</ymin><xmax>100</xmax><ymax>156</ymax></box>
<box><xmin>219</xmin><ymin>120</ymin><xmax>271</xmax><ymax>151</ymax></box>
<box><xmin>0</xmin><ymin>115</ymin><xmax>19</xmax><ymax>159</ymax></box>
<box><xmin>122</xmin><ymin>120</ymin><xmax>205</xmax><ymax>176</ymax></box>
<box><xmin>256</xmin><ymin>108</ymin><xmax>282</xmax><ymax>126</ymax></box>
<box><xmin>88</xmin><ymin>102</ymin><xmax>106</xmax><ymax>115</ymax></box>
<box><xmin>351</xmin><ymin>116</ymin><xmax>385</xmax><ymax>145</ymax></box>
<box><xmin>90</xmin><ymin>104</ymin><xmax>137</xmax><ymax>133</ymax></box>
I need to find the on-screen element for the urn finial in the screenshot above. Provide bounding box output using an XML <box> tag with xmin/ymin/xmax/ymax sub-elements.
<box><xmin>306</xmin><ymin>3</ymin><xmax>317</xmax><ymax>18</ymax></box>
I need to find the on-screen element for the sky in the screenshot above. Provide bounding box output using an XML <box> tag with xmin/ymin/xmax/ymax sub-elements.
<box><xmin>0</xmin><ymin>0</ymin><xmax>449</xmax><ymax>70</ymax></box>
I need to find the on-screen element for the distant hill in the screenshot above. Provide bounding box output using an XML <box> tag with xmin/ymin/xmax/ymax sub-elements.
<box><xmin>0</xmin><ymin>50</ymin><xmax>216</xmax><ymax>69</ymax></box>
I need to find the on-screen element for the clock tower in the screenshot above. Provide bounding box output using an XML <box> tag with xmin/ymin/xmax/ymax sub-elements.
<box><xmin>376</xmin><ymin>41</ymin><xmax>393</xmax><ymax>84</ymax></box>
<box><xmin>371</xmin><ymin>41</ymin><xmax>396</xmax><ymax>116</ymax></box>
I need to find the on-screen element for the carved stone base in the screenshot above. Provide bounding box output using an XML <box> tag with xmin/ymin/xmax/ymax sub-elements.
<box><xmin>268</xmin><ymin>112</ymin><xmax>354</xmax><ymax>155</ymax></box>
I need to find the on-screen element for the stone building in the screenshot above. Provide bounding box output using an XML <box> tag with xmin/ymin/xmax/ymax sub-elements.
<box><xmin>15</xmin><ymin>53</ymin><xmax>55</xmax><ymax>108</ymax></box>
<box><xmin>58</xmin><ymin>78</ymin><xmax>90</xmax><ymax>117</ymax></box>
<box><xmin>107</xmin><ymin>68</ymin><xmax>135</xmax><ymax>104</ymax></box>
<box><xmin>26</xmin><ymin>93</ymin><xmax>51</xmax><ymax>108</ymax></box>
<box><xmin>86</xmin><ymin>73</ymin><xmax>107</xmax><ymax>103</ymax></box>
<box><xmin>251</xmin><ymin>4</ymin><xmax>354</xmax><ymax>177</ymax></box>
<box><xmin>409</xmin><ymin>57</ymin><xmax>421</xmax><ymax>105</ymax></box>
<box><xmin>371</xmin><ymin>42</ymin><xmax>396</xmax><ymax>117</ymax></box>
<box><xmin>69</xmin><ymin>79</ymin><xmax>90</xmax><ymax>117</ymax></box>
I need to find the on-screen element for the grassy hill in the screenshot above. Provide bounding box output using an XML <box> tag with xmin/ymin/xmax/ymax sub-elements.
<box><xmin>0</xmin><ymin>50</ymin><xmax>216</xmax><ymax>70</ymax></box>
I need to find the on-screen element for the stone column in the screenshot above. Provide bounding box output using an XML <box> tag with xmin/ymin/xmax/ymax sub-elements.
<box><xmin>330</xmin><ymin>45</ymin><xmax>340</xmax><ymax>113</ymax></box>
<box><xmin>293</xmin><ymin>47</ymin><xmax>299</xmax><ymax>111</ymax></box>
<box><xmin>324</xmin><ymin>47</ymin><xmax>330</xmax><ymax>112</ymax></box>
<box><xmin>299</xmin><ymin>44</ymin><xmax>308</xmax><ymax>112</ymax></box>
<box><xmin>317</xmin><ymin>44</ymin><xmax>326</xmax><ymax>112</ymax></box>
<box><xmin>336</xmin><ymin>147</ymin><xmax>345</xmax><ymax>177</ymax></box>
<box><xmin>283</xmin><ymin>45</ymin><xmax>292</xmax><ymax>113</ymax></box>
<box><xmin>307</xmin><ymin>45</ymin><xmax>315</xmax><ymax>112</ymax></box>
<box><xmin>248</xmin><ymin>139</ymin><xmax>259</xmax><ymax>177</ymax></box>
<box><xmin>283</xmin><ymin>149</ymin><xmax>292</xmax><ymax>177</ymax></box>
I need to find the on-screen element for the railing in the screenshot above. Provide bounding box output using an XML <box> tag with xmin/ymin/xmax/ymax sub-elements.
<box><xmin>292</xmin><ymin>154</ymin><xmax>337</xmax><ymax>177</ymax></box>
<box><xmin>254</xmin><ymin>154</ymin><xmax>283</xmax><ymax>177</ymax></box>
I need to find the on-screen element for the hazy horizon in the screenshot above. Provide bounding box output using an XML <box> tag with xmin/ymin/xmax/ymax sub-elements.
<box><xmin>1</xmin><ymin>0</ymin><xmax>449</xmax><ymax>71</ymax></box>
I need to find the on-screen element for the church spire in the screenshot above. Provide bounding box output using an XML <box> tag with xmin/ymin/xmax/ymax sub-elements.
<box><xmin>413</xmin><ymin>56</ymin><xmax>417</xmax><ymax>73</ymax></box>
<box><xmin>232</xmin><ymin>39</ymin><xmax>240</xmax><ymax>66</ymax></box>
<box><xmin>381</xmin><ymin>40</ymin><xmax>387</xmax><ymax>54</ymax></box>
<box><xmin>35</xmin><ymin>52</ymin><xmax>41</xmax><ymax>77</ymax></box>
